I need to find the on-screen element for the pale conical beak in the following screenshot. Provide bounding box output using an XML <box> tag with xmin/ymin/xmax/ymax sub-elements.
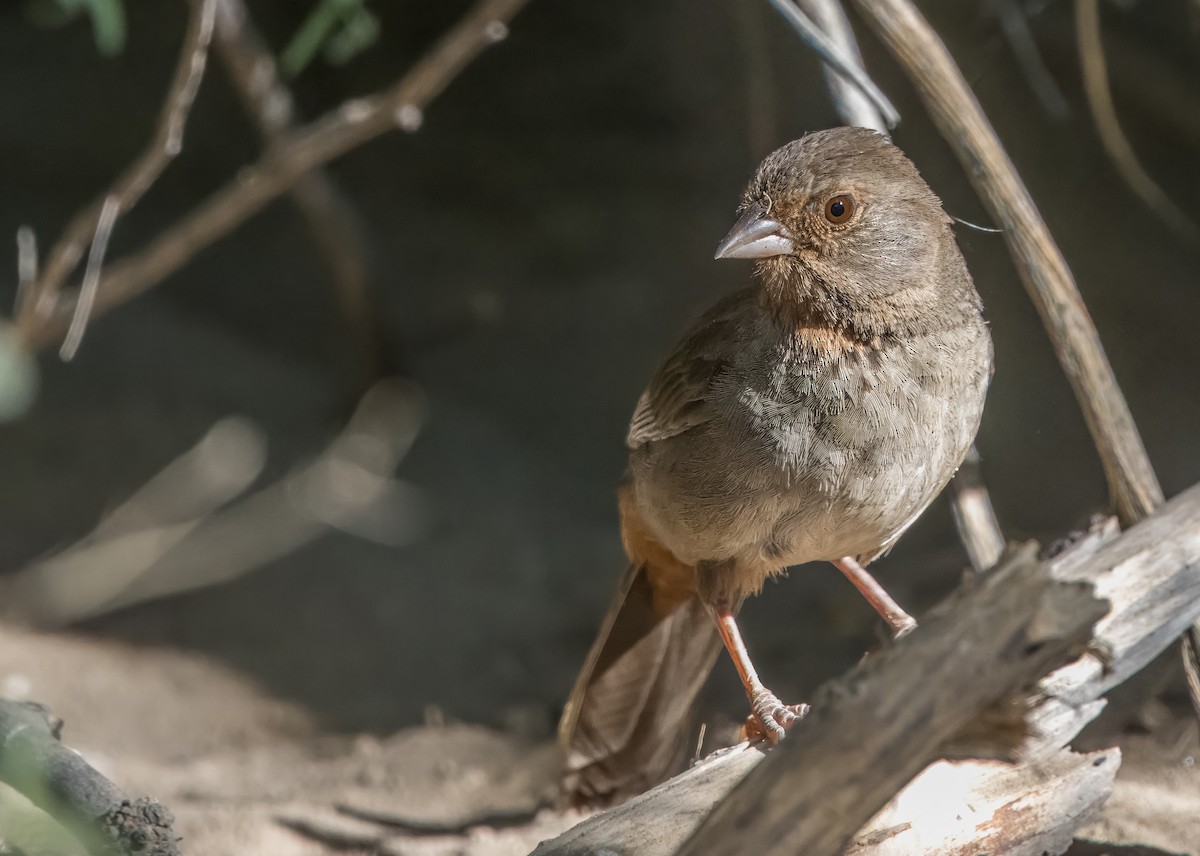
<box><xmin>714</xmin><ymin>202</ymin><xmax>796</xmax><ymax>260</ymax></box>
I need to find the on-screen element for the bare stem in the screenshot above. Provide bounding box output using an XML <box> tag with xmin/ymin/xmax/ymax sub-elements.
<box><xmin>16</xmin><ymin>0</ymin><xmax>218</xmax><ymax>345</ymax></box>
<box><xmin>794</xmin><ymin>0</ymin><xmax>887</xmax><ymax>132</ymax></box>
<box><xmin>1075</xmin><ymin>0</ymin><xmax>1200</xmax><ymax>244</ymax></box>
<box><xmin>24</xmin><ymin>0</ymin><xmax>529</xmax><ymax>351</ymax></box>
<box><xmin>210</xmin><ymin>0</ymin><xmax>387</xmax><ymax>379</ymax></box>
<box><xmin>768</xmin><ymin>0</ymin><xmax>899</xmax><ymax>127</ymax></box>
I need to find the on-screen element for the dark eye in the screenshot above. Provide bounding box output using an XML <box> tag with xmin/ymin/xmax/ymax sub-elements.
<box><xmin>824</xmin><ymin>195</ymin><xmax>854</xmax><ymax>225</ymax></box>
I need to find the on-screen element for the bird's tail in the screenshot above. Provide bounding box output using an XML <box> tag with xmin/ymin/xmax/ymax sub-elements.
<box><xmin>557</xmin><ymin>491</ymin><xmax>722</xmax><ymax>805</ymax></box>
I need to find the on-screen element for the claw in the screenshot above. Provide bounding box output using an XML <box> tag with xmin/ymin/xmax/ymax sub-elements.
<box><xmin>743</xmin><ymin>688</ymin><xmax>809</xmax><ymax>743</ymax></box>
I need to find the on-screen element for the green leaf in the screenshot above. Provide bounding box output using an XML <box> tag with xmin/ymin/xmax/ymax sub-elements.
<box><xmin>44</xmin><ymin>0</ymin><xmax>127</xmax><ymax>56</ymax></box>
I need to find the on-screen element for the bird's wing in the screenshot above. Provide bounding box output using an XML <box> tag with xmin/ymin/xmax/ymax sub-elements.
<box><xmin>627</xmin><ymin>288</ymin><xmax>758</xmax><ymax>448</ymax></box>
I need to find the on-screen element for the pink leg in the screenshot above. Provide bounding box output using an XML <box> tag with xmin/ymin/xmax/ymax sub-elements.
<box><xmin>713</xmin><ymin>610</ymin><xmax>809</xmax><ymax>743</ymax></box>
<box><xmin>833</xmin><ymin>556</ymin><xmax>917</xmax><ymax>638</ymax></box>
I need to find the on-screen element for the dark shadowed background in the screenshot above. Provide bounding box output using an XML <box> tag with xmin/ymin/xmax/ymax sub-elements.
<box><xmin>1</xmin><ymin>0</ymin><xmax>1198</xmax><ymax>774</ymax></box>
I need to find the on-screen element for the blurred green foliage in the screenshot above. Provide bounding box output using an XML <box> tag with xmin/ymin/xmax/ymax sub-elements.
<box><xmin>281</xmin><ymin>0</ymin><xmax>381</xmax><ymax>76</ymax></box>
<box><xmin>26</xmin><ymin>0</ymin><xmax>127</xmax><ymax>56</ymax></box>
<box><xmin>24</xmin><ymin>0</ymin><xmax>382</xmax><ymax>73</ymax></box>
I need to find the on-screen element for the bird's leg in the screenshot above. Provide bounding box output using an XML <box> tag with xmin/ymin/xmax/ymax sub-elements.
<box><xmin>833</xmin><ymin>556</ymin><xmax>917</xmax><ymax>638</ymax></box>
<box><xmin>712</xmin><ymin>607</ymin><xmax>809</xmax><ymax>743</ymax></box>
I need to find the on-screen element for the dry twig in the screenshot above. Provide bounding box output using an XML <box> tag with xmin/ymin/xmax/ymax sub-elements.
<box><xmin>986</xmin><ymin>0</ymin><xmax>1070</xmax><ymax>120</ymax></box>
<box><xmin>15</xmin><ymin>0</ymin><xmax>218</xmax><ymax>355</ymax></box>
<box><xmin>768</xmin><ymin>0</ymin><xmax>899</xmax><ymax>127</ymax></box>
<box><xmin>1074</xmin><ymin>0</ymin><xmax>1200</xmax><ymax>244</ymax></box>
<box><xmin>209</xmin><ymin>0</ymin><xmax>387</xmax><ymax>379</ymax></box>
<box><xmin>21</xmin><ymin>0</ymin><xmax>529</xmax><ymax>351</ymax></box>
<box><xmin>794</xmin><ymin>0</ymin><xmax>886</xmax><ymax>131</ymax></box>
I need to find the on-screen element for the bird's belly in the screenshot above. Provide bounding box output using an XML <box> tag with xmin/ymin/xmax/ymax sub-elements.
<box><xmin>630</xmin><ymin>341</ymin><xmax>988</xmax><ymax>572</ymax></box>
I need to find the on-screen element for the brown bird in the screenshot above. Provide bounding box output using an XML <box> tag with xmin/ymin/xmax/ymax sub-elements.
<box><xmin>557</xmin><ymin>127</ymin><xmax>993</xmax><ymax>804</ymax></box>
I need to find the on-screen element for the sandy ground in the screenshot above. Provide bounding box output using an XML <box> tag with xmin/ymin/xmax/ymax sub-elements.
<box><xmin>0</xmin><ymin>621</ymin><xmax>1197</xmax><ymax>856</ymax></box>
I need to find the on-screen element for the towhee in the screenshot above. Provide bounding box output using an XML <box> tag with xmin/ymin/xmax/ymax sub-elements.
<box><xmin>558</xmin><ymin>127</ymin><xmax>993</xmax><ymax>804</ymax></box>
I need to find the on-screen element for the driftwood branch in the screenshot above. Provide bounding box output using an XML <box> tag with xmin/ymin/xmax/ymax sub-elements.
<box><xmin>0</xmin><ymin>701</ymin><xmax>180</xmax><ymax>856</ymax></box>
<box><xmin>535</xmin><ymin>481</ymin><xmax>1200</xmax><ymax>855</ymax></box>
<box><xmin>20</xmin><ymin>0</ymin><xmax>529</xmax><ymax>352</ymax></box>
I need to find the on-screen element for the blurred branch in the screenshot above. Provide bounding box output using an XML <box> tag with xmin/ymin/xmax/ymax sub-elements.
<box><xmin>6</xmin><ymin>379</ymin><xmax>426</xmax><ymax>626</ymax></box>
<box><xmin>21</xmin><ymin>0</ymin><xmax>529</xmax><ymax>352</ymax></box>
<box><xmin>0</xmin><ymin>700</ymin><xmax>180</xmax><ymax>856</ymax></box>
<box><xmin>950</xmin><ymin>448</ymin><xmax>1006</xmax><ymax>572</ymax></box>
<box><xmin>15</xmin><ymin>0</ymin><xmax>218</xmax><ymax>353</ymax></box>
<box><xmin>794</xmin><ymin>0</ymin><xmax>887</xmax><ymax>132</ymax></box>
<box><xmin>210</xmin><ymin>0</ymin><xmax>388</xmax><ymax>380</ymax></box>
<box><xmin>1074</xmin><ymin>0</ymin><xmax>1200</xmax><ymax>244</ymax></box>
<box><xmin>986</xmin><ymin>0</ymin><xmax>1070</xmax><ymax>120</ymax></box>
<box><xmin>767</xmin><ymin>0</ymin><xmax>899</xmax><ymax>128</ymax></box>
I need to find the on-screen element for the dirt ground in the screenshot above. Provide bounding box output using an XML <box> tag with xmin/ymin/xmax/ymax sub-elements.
<box><xmin>0</xmin><ymin>621</ymin><xmax>1197</xmax><ymax>855</ymax></box>
<box><xmin>2</xmin><ymin>1</ymin><xmax>1200</xmax><ymax>853</ymax></box>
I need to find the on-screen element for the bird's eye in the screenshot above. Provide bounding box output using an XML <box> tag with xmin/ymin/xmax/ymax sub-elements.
<box><xmin>824</xmin><ymin>195</ymin><xmax>855</xmax><ymax>225</ymax></box>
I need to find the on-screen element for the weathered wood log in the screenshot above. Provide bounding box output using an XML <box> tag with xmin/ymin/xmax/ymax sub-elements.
<box><xmin>677</xmin><ymin>545</ymin><xmax>1106</xmax><ymax>856</ymax></box>
<box><xmin>534</xmin><ymin>481</ymin><xmax>1200</xmax><ymax>856</ymax></box>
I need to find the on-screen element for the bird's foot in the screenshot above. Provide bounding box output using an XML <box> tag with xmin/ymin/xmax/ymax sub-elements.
<box><xmin>742</xmin><ymin>688</ymin><xmax>809</xmax><ymax>743</ymax></box>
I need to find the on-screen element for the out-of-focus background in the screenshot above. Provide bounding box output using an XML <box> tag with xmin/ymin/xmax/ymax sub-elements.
<box><xmin>0</xmin><ymin>1</ymin><xmax>1198</xmax><ymax>853</ymax></box>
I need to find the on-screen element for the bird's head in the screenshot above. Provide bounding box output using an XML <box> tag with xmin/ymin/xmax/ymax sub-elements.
<box><xmin>716</xmin><ymin>127</ymin><xmax>971</xmax><ymax>338</ymax></box>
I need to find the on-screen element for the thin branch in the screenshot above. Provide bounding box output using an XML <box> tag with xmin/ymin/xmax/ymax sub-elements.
<box><xmin>793</xmin><ymin>0</ymin><xmax>887</xmax><ymax>132</ymax></box>
<box><xmin>0</xmin><ymin>700</ymin><xmax>180</xmax><ymax>856</ymax></box>
<box><xmin>23</xmin><ymin>0</ymin><xmax>530</xmax><ymax>351</ymax></box>
<box><xmin>950</xmin><ymin>447</ymin><xmax>1006</xmax><ymax>571</ymax></box>
<box><xmin>14</xmin><ymin>225</ymin><xmax>37</xmax><ymax>311</ymax></box>
<box><xmin>767</xmin><ymin>0</ymin><xmax>900</xmax><ymax>128</ymax></box>
<box><xmin>209</xmin><ymin>0</ymin><xmax>387</xmax><ymax>379</ymax></box>
<box><xmin>1074</xmin><ymin>0</ymin><xmax>1200</xmax><ymax>244</ymax></box>
<box><xmin>847</xmin><ymin>0</ymin><xmax>1162</xmax><ymax>528</ymax></box>
<box><xmin>986</xmin><ymin>0</ymin><xmax>1070</xmax><ymax>120</ymax></box>
<box><xmin>59</xmin><ymin>194</ymin><xmax>118</xmax><ymax>360</ymax></box>
<box><xmin>16</xmin><ymin>0</ymin><xmax>218</xmax><ymax>344</ymax></box>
